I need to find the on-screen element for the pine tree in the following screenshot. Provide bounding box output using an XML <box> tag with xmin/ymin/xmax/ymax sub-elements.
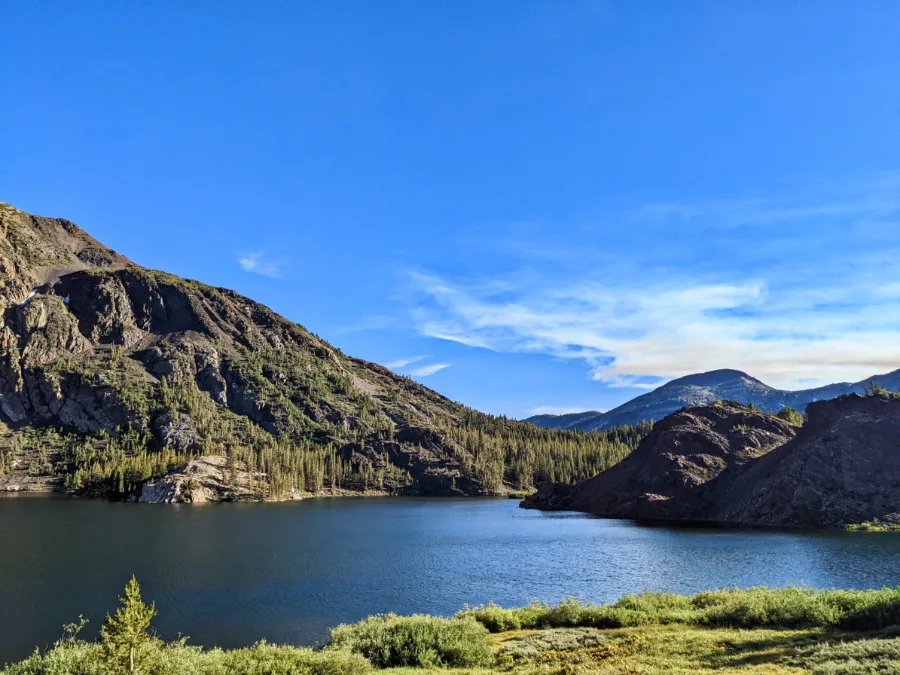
<box><xmin>100</xmin><ymin>577</ymin><xmax>158</xmax><ymax>675</ymax></box>
<box><xmin>865</xmin><ymin>380</ymin><xmax>889</xmax><ymax>397</ymax></box>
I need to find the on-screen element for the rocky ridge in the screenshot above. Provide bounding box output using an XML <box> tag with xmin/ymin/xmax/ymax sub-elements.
<box><xmin>0</xmin><ymin>202</ymin><xmax>642</xmax><ymax>501</ymax></box>
<box><xmin>523</xmin><ymin>394</ymin><xmax>900</xmax><ymax>528</ymax></box>
<box><xmin>522</xmin><ymin>401</ymin><xmax>797</xmax><ymax>520</ymax></box>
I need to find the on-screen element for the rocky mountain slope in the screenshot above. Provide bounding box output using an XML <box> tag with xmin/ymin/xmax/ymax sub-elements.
<box><xmin>522</xmin><ymin>401</ymin><xmax>797</xmax><ymax>520</ymax></box>
<box><xmin>0</xmin><ymin>202</ymin><xmax>647</xmax><ymax>502</ymax></box>
<box><xmin>712</xmin><ymin>394</ymin><xmax>900</xmax><ymax>527</ymax></box>
<box><xmin>523</xmin><ymin>393</ymin><xmax>900</xmax><ymax>528</ymax></box>
<box><xmin>526</xmin><ymin>368</ymin><xmax>900</xmax><ymax>431</ymax></box>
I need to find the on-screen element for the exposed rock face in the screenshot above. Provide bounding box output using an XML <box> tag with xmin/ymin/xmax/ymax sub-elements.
<box><xmin>713</xmin><ymin>395</ymin><xmax>900</xmax><ymax>527</ymax></box>
<box><xmin>522</xmin><ymin>401</ymin><xmax>796</xmax><ymax>520</ymax></box>
<box><xmin>2</xmin><ymin>201</ymin><xmax>619</xmax><ymax>501</ymax></box>
<box><xmin>153</xmin><ymin>412</ymin><xmax>199</xmax><ymax>453</ymax></box>
<box><xmin>138</xmin><ymin>456</ymin><xmax>260</xmax><ymax>503</ymax></box>
<box><xmin>0</xmin><ymin>201</ymin><xmax>485</xmax><ymax>497</ymax></box>
<box><xmin>524</xmin><ymin>395</ymin><xmax>900</xmax><ymax>529</ymax></box>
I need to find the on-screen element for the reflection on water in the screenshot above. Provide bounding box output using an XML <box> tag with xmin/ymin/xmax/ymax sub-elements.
<box><xmin>1</xmin><ymin>495</ymin><xmax>899</xmax><ymax>663</ymax></box>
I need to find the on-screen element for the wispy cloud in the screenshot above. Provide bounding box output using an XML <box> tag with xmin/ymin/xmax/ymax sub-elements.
<box><xmin>238</xmin><ymin>252</ymin><xmax>284</xmax><ymax>278</ymax></box>
<box><xmin>335</xmin><ymin>314</ymin><xmax>398</xmax><ymax>335</ymax></box>
<box><xmin>633</xmin><ymin>175</ymin><xmax>900</xmax><ymax>231</ymax></box>
<box><xmin>386</xmin><ymin>355</ymin><xmax>451</xmax><ymax>377</ymax></box>
<box><xmin>386</xmin><ymin>355</ymin><xmax>429</xmax><ymax>369</ymax></box>
<box><xmin>408</xmin><ymin>363</ymin><xmax>451</xmax><ymax>377</ymax></box>
<box><xmin>403</xmin><ymin>177</ymin><xmax>900</xmax><ymax>390</ymax></box>
<box><xmin>410</xmin><ymin>272</ymin><xmax>900</xmax><ymax>389</ymax></box>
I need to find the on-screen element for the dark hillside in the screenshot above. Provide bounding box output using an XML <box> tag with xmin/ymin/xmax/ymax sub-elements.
<box><xmin>523</xmin><ymin>393</ymin><xmax>900</xmax><ymax>529</ymax></box>
<box><xmin>522</xmin><ymin>401</ymin><xmax>796</xmax><ymax>520</ymax></box>
<box><xmin>712</xmin><ymin>393</ymin><xmax>900</xmax><ymax>527</ymax></box>
<box><xmin>0</xmin><ymin>202</ymin><xmax>649</xmax><ymax>502</ymax></box>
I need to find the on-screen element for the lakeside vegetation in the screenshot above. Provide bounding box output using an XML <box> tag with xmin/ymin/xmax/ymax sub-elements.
<box><xmin>845</xmin><ymin>520</ymin><xmax>900</xmax><ymax>533</ymax></box>
<box><xmin>5</xmin><ymin>581</ymin><xmax>900</xmax><ymax>674</ymax></box>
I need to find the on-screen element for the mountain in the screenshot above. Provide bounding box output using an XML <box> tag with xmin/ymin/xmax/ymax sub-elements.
<box><xmin>525</xmin><ymin>368</ymin><xmax>900</xmax><ymax>431</ymax></box>
<box><xmin>522</xmin><ymin>400</ymin><xmax>797</xmax><ymax>519</ymax></box>
<box><xmin>523</xmin><ymin>393</ymin><xmax>900</xmax><ymax>528</ymax></box>
<box><xmin>524</xmin><ymin>410</ymin><xmax>604</xmax><ymax>430</ymax></box>
<box><xmin>0</xmin><ymin>202</ymin><xmax>648</xmax><ymax>501</ymax></box>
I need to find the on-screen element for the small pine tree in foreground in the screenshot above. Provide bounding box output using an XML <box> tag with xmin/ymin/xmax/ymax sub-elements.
<box><xmin>100</xmin><ymin>576</ymin><xmax>158</xmax><ymax>675</ymax></box>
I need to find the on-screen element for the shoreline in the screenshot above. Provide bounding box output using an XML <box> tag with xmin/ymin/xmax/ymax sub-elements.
<box><xmin>5</xmin><ymin>586</ymin><xmax>900</xmax><ymax>674</ymax></box>
<box><xmin>4</xmin><ymin>487</ymin><xmax>900</xmax><ymax>536</ymax></box>
<box><xmin>0</xmin><ymin>485</ymin><xmax>531</xmax><ymax>502</ymax></box>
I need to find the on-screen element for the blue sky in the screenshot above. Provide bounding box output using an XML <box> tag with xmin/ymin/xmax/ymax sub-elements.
<box><xmin>2</xmin><ymin>2</ymin><xmax>899</xmax><ymax>418</ymax></box>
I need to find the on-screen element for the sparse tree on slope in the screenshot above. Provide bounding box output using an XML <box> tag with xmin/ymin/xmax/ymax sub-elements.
<box><xmin>776</xmin><ymin>407</ymin><xmax>804</xmax><ymax>426</ymax></box>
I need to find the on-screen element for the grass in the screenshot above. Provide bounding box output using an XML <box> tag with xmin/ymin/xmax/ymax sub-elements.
<box><xmin>5</xmin><ymin>587</ymin><xmax>900</xmax><ymax>674</ymax></box>
<box><xmin>497</xmin><ymin>627</ymin><xmax>609</xmax><ymax>659</ymax></box>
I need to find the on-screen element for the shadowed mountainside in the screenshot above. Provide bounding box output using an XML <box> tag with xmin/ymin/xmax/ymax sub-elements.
<box><xmin>523</xmin><ymin>393</ymin><xmax>900</xmax><ymax>528</ymax></box>
<box><xmin>522</xmin><ymin>400</ymin><xmax>797</xmax><ymax>520</ymax></box>
<box><xmin>0</xmin><ymin>202</ymin><xmax>648</xmax><ymax>501</ymax></box>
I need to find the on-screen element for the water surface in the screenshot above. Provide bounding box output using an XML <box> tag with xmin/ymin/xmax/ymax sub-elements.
<box><xmin>2</xmin><ymin>495</ymin><xmax>900</xmax><ymax>663</ymax></box>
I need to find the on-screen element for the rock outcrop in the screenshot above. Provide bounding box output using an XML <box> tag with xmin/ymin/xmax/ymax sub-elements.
<box><xmin>522</xmin><ymin>401</ymin><xmax>796</xmax><ymax>520</ymax></box>
<box><xmin>712</xmin><ymin>395</ymin><xmax>900</xmax><ymax>527</ymax></box>
<box><xmin>523</xmin><ymin>395</ymin><xmax>900</xmax><ymax>529</ymax></box>
<box><xmin>138</xmin><ymin>456</ymin><xmax>261</xmax><ymax>503</ymax></box>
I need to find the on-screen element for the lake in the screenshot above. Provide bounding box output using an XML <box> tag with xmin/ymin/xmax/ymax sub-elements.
<box><xmin>2</xmin><ymin>495</ymin><xmax>900</xmax><ymax>664</ymax></box>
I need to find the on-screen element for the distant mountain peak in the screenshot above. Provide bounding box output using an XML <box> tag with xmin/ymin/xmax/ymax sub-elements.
<box><xmin>526</xmin><ymin>367</ymin><xmax>900</xmax><ymax>431</ymax></box>
<box><xmin>662</xmin><ymin>369</ymin><xmax>759</xmax><ymax>388</ymax></box>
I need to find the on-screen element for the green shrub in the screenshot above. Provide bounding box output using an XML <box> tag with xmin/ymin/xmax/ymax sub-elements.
<box><xmin>541</xmin><ymin>597</ymin><xmax>593</xmax><ymax>627</ymax></box>
<box><xmin>463</xmin><ymin>592</ymin><xmax>700</xmax><ymax>631</ymax></box>
<box><xmin>218</xmin><ymin>641</ymin><xmax>372</xmax><ymax>675</ymax></box>
<box><xmin>602</xmin><ymin>590</ymin><xmax>696</xmax><ymax>626</ymax></box>
<box><xmin>1</xmin><ymin>641</ymin><xmax>370</xmax><ymax>675</ymax></box>
<box><xmin>2</xmin><ymin>642</ymin><xmax>105</xmax><ymax>675</ymax></box>
<box><xmin>845</xmin><ymin>520</ymin><xmax>900</xmax><ymax>532</ymax></box>
<box><xmin>329</xmin><ymin>613</ymin><xmax>491</xmax><ymax>668</ymax></box>
<box><xmin>833</xmin><ymin>589</ymin><xmax>900</xmax><ymax>631</ymax></box>
<box><xmin>693</xmin><ymin>587</ymin><xmax>843</xmax><ymax>628</ymax></box>
<box><xmin>461</xmin><ymin>588</ymin><xmax>900</xmax><ymax>633</ymax></box>
<box><xmin>457</xmin><ymin>601</ymin><xmax>549</xmax><ymax>631</ymax></box>
<box><xmin>776</xmin><ymin>407</ymin><xmax>804</xmax><ymax>426</ymax></box>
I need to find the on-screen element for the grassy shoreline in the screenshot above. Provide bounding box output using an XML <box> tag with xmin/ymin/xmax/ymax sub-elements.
<box><xmin>844</xmin><ymin>519</ymin><xmax>900</xmax><ymax>532</ymax></box>
<box><xmin>4</xmin><ymin>586</ymin><xmax>900</xmax><ymax>674</ymax></box>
